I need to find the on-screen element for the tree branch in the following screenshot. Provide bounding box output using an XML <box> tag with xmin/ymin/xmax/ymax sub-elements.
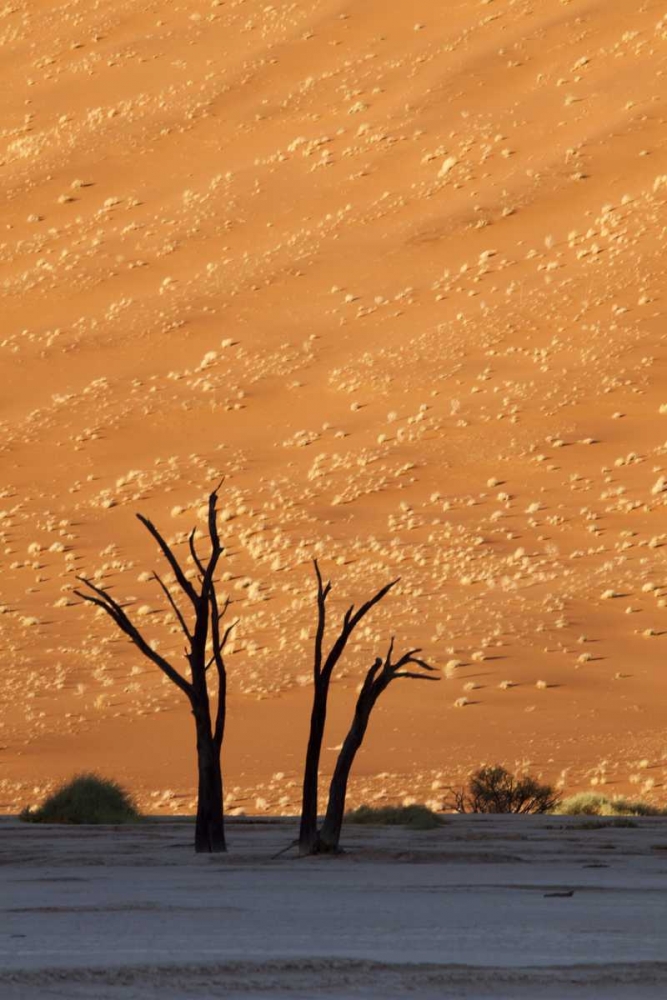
<box><xmin>136</xmin><ymin>514</ymin><xmax>199</xmax><ymax>607</ymax></box>
<box><xmin>393</xmin><ymin>671</ymin><xmax>440</xmax><ymax>681</ymax></box>
<box><xmin>313</xmin><ymin>560</ymin><xmax>330</xmax><ymax>681</ymax></box>
<box><xmin>383</xmin><ymin>636</ymin><xmax>396</xmax><ymax>668</ymax></box>
<box><xmin>392</xmin><ymin>651</ymin><xmax>436</xmax><ymax>674</ymax></box>
<box><xmin>188</xmin><ymin>528</ymin><xmax>207</xmax><ymax>581</ymax></box>
<box><xmin>74</xmin><ymin>577</ymin><xmax>193</xmax><ymax>699</ymax></box>
<box><xmin>348</xmin><ymin>579</ymin><xmax>400</xmax><ymax>632</ymax></box>
<box><xmin>320</xmin><ymin>578</ymin><xmax>400</xmax><ymax>682</ymax></box>
<box><xmin>207</xmin><ymin>481</ymin><xmax>224</xmax><ymax>555</ymax></box>
<box><xmin>198</xmin><ymin>488</ymin><xmax>224</xmax><ymax>612</ymax></box>
<box><xmin>373</xmin><ymin>642</ymin><xmax>438</xmax><ymax>688</ymax></box>
<box><xmin>208</xmin><ymin>578</ymin><xmax>231</xmax><ymax>749</ymax></box>
<box><xmin>152</xmin><ymin>572</ymin><xmax>192</xmax><ymax>643</ymax></box>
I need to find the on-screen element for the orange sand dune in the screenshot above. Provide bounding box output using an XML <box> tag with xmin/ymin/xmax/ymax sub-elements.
<box><xmin>1</xmin><ymin>0</ymin><xmax>666</xmax><ymax>814</ymax></box>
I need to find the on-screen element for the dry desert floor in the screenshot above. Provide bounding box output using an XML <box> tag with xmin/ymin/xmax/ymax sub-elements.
<box><xmin>1</xmin><ymin>0</ymin><xmax>667</xmax><ymax>813</ymax></box>
<box><xmin>2</xmin><ymin>815</ymin><xmax>667</xmax><ymax>999</ymax></box>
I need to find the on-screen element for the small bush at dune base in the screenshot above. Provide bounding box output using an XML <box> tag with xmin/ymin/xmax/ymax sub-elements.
<box><xmin>346</xmin><ymin>804</ymin><xmax>442</xmax><ymax>830</ymax></box>
<box><xmin>20</xmin><ymin>773</ymin><xmax>141</xmax><ymax>825</ymax></box>
<box><xmin>447</xmin><ymin>765</ymin><xmax>560</xmax><ymax>814</ymax></box>
<box><xmin>557</xmin><ymin>792</ymin><xmax>666</xmax><ymax>817</ymax></box>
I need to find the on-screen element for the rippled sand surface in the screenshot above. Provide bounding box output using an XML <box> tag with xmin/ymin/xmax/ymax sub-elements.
<box><xmin>1</xmin><ymin>1</ymin><xmax>667</xmax><ymax>813</ymax></box>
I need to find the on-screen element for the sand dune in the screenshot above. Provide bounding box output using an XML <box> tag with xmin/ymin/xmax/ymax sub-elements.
<box><xmin>1</xmin><ymin>0</ymin><xmax>667</xmax><ymax>814</ymax></box>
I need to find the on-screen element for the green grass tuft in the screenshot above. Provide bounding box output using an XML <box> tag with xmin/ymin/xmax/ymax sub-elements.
<box><xmin>557</xmin><ymin>792</ymin><xmax>665</xmax><ymax>817</ymax></box>
<box><xmin>20</xmin><ymin>773</ymin><xmax>141</xmax><ymax>825</ymax></box>
<box><xmin>346</xmin><ymin>804</ymin><xmax>442</xmax><ymax>830</ymax></box>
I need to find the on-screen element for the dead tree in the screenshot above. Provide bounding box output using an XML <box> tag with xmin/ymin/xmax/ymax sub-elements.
<box><xmin>318</xmin><ymin>638</ymin><xmax>437</xmax><ymax>852</ymax></box>
<box><xmin>298</xmin><ymin>561</ymin><xmax>437</xmax><ymax>855</ymax></box>
<box><xmin>74</xmin><ymin>484</ymin><xmax>235</xmax><ymax>854</ymax></box>
<box><xmin>298</xmin><ymin>562</ymin><xmax>397</xmax><ymax>855</ymax></box>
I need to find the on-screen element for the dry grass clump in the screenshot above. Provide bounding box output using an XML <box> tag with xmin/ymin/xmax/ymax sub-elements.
<box><xmin>346</xmin><ymin>803</ymin><xmax>442</xmax><ymax>829</ymax></box>
<box><xmin>20</xmin><ymin>773</ymin><xmax>141</xmax><ymax>825</ymax></box>
<box><xmin>556</xmin><ymin>792</ymin><xmax>666</xmax><ymax>817</ymax></box>
<box><xmin>446</xmin><ymin>765</ymin><xmax>560</xmax><ymax>814</ymax></box>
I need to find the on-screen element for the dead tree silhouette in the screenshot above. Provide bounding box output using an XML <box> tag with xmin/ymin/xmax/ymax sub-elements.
<box><xmin>74</xmin><ymin>483</ymin><xmax>234</xmax><ymax>853</ymax></box>
<box><xmin>298</xmin><ymin>561</ymin><xmax>438</xmax><ymax>855</ymax></box>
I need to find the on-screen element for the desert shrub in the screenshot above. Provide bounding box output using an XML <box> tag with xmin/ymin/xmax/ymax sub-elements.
<box><xmin>346</xmin><ymin>804</ymin><xmax>442</xmax><ymax>830</ymax></box>
<box><xmin>557</xmin><ymin>792</ymin><xmax>665</xmax><ymax>817</ymax></box>
<box><xmin>447</xmin><ymin>765</ymin><xmax>560</xmax><ymax>814</ymax></box>
<box><xmin>20</xmin><ymin>773</ymin><xmax>140</xmax><ymax>825</ymax></box>
<box><xmin>576</xmin><ymin>819</ymin><xmax>638</xmax><ymax>830</ymax></box>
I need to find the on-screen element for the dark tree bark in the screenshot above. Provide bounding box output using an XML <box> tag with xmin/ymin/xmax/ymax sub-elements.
<box><xmin>318</xmin><ymin>640</ymin><xmax>437</xmax><ymax>852</ymax></box>
<box><xmin>74</xmin><ymin>483</ymin><xmax>236</xmax><ymax>854</ymax></box>
<box><xmin>299</xmin><ymin>684</ymin><xmax>329</xmax><ymax>856</ymax></box>
<box><xmin>194</xmin><ymin>708</ymin><xmax>225</xmax><ymax>852</ymax></box>
<box><xmin>298</xmin><ymin>562</ymin><xmax>397</xmax><ymax>856</ymax></box>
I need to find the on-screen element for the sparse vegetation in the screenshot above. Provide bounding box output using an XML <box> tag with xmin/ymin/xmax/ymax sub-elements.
<box><xmin>446</xmin><ymin>765</ymin><xmax>560</xmax><ymax>814</ymax></box>
<box><xmin>346</xmin><ymin>804</ymin><xmax>442</xmax><ymax>830</ymax></box>
<box><xmin>20</xmin><ymin>773</ymin><xmax>140</xmax><ymax>825</ymax></box>
<box><xmin>557</xmin><ymin>792</ymin><xmax>666</xmax><ymax>817</ymax></box>
<box><xmin>575</xmin><ymin>818</ymin><xmax>638</xmax><ymax>830</ymax></box>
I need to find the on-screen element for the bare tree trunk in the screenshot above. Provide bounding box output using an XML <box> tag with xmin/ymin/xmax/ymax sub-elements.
<box><xmin>194</xmin><ymin>709</ymin><xmax>226</xmax><ymax>853</ymax></box>
<box><xmin>298</xmin><ymin>685</ymin><xmax>328</xmax><ymax>855</ymax></box>
<box><xmin>318</xmin><ymin>699</ymin><xmax>373</xmax><ymax>852</ymax></box>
